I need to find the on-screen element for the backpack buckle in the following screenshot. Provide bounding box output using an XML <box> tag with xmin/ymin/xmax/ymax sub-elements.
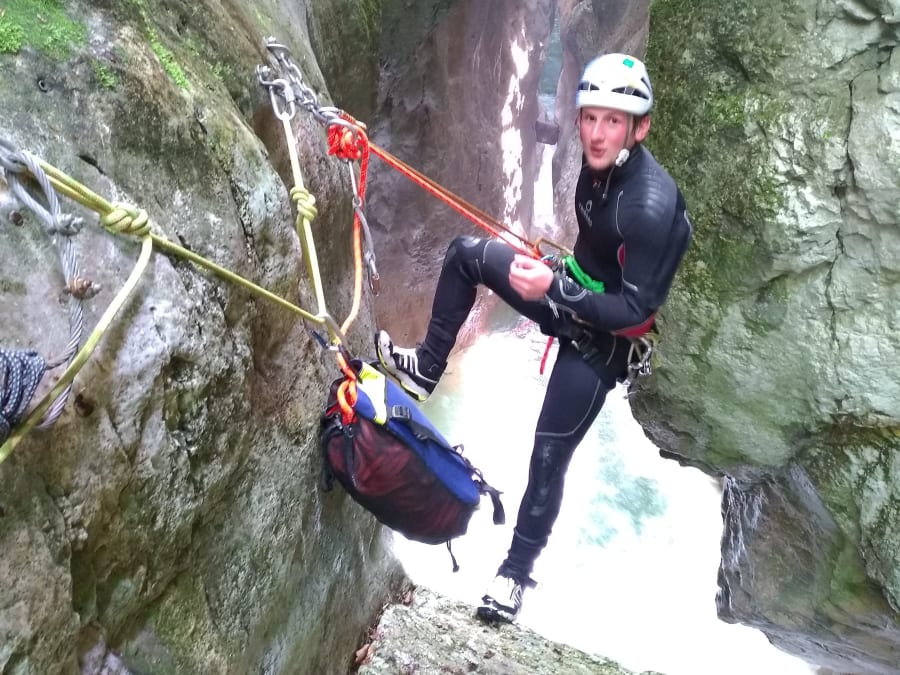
<box><xmin>390</xmin><ymin>405</ymin><xmax>412</xmax><ymax>421</ymax></box>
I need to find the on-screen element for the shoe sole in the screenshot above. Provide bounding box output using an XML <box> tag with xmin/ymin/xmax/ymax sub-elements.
<box><xmin>475</xmin><ymin>603</ymin><xmax>517</xmax><ymax>624</ymax></box>
<box><xmin>374</xmin><ymin>331</ymin><xmax>430</xmax><ymax>402</ymax></box>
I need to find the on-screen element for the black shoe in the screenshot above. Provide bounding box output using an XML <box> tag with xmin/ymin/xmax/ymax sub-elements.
<box><xmin>374</xmin><ymin>330</ymin><xmax>439</xmax><ymax>402</ymax></box>
<box><xmin>476</xmin><ymin>576</ymin><xmax>525</xmax><ymax>623</ymax></box>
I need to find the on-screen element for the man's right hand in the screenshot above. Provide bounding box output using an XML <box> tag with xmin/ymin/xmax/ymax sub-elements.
<box><xmin>509</xmin><ymin>255</ymin><xmax>554</xmax><ymax>301</ymax></box>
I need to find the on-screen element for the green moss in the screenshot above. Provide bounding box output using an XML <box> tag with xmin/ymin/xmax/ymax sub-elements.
<box><xmin>149</xmin><ymin>33</ymin><xmax>189</xmax><ymax>89</ymax></box>
<box><xmin>93</xmin><ymin>60</ymin><xmax>119</xmax><ymax>89</ymax></box>
<box><xmin>0</xmin><ymin>278</ymin><xmax>27</xmax><ymax>294</ymax></box>
<box><xmin>0</xmin><ymin>0</ymin><xmax>87</xmax><ymax>58</ymax></box>
<box><xmin>0</xmin><ymin>17</ymin><xmax>25</xmax><ymax>53</ymax></box>
<box><xmin>209</xmin><ymin>61</ymin><xmax>234</xmax><ymax>83</ymax></box>
<box><xmin>646</xmin><ymin>0</ymin><xmax>793</xmax><ymax>303</ymax></box>
<box><xmin>356</xmin><ymin>0</ymin><xmax>382</xmax><ymax>45</ymax></box>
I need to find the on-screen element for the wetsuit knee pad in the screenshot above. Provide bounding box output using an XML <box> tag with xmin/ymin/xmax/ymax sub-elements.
<box><xmin>524</xmin><ymin>437</ymin><xmax>574</xmax><ymax>517</ymax></box>
<box><xmin>442</xmin><ymin>235</ymin><xmax>488</xmax><ymax>284</ymax></box>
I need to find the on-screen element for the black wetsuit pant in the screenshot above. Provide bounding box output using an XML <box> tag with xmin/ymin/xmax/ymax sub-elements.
<box><xmin>419</xmin><ymin>236</ymin><xmax>631</xmax><ymax>582</ymax></box>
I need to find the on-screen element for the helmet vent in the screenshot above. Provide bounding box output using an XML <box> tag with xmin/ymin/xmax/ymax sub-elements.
<box><xmin>612</xmin><ymin>86</ymin><xmax>650</xmax><ymax>100</ymax></box>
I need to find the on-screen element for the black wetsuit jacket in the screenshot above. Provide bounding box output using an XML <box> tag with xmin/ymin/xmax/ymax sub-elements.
<box><xmin>545</xmin><ymin>144</ymin><xmax>692</xmax><ymax>336</ymax></box>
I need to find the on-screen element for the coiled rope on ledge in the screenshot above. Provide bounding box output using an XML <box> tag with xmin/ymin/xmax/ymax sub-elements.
<box><xmin>0</xmin><ymin>349</ymin><xmax>47</xmax><ymax>445</ymax></box>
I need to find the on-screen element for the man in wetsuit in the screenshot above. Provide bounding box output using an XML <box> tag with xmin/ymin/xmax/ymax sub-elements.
<box><xmin>375</xmin><ymin>53</ymin><xmax>692</xmax><ymax>622</ymax></box>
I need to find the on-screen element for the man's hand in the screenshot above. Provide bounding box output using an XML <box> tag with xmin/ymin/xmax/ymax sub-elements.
<box><xmin>509</xmin><ymin>254</ymin><xmax>554</xmax><ymax>301</ymax></box>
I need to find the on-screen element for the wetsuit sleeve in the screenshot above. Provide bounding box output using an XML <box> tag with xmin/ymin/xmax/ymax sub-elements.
<box><xmin>544</xmin><ymin>189</ymin><xmax>691</xmax><ymax>334</ymax></box>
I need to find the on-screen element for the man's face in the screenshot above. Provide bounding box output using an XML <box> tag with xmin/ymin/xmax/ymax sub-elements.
<box><xmin>578</xmin><ymin>106</ymin><xmax>648</xmax><ymax>171</ymax></box>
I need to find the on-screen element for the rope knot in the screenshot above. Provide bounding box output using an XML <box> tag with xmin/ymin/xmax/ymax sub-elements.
<box><xmin>290</xmin><ymin>187</ymin><xmax>318</xmax><ymax>222</ymax></box>
<box><xmin>327</xmin><ymin>124</ymin><xmax>366</xmax><ymax>161</ymax></box>
<box><xmin>50</xmin><ymin>213</ymin><xmax>84</xmax><ymax>236</ymax></box>
<box><xmin>102</xmin><ymin>204</ymin><xmax>151</xmax><ymax>237</ymax></box>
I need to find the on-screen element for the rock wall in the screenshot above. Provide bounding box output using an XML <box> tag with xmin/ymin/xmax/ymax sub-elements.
<box><xmin>631</xmin><ymin>0</ymin><xmax>900</xmax><ymax>671</ymax></box>
<box><xmin>0</xmin><ymin>1</ymin><xmax>404</xmax><ymax>673</ymax></box>
<box><xmin>367</xmin><ymin>0</ymin><xmax>556</xmax><ymax>344</ymax></box>
<box><xmin>551</xmin><ymin>0</ymin><xmax>650</xmax><ymax>239</ymax></box>
<box><xmin>3</xmin><ymin>0</ymin><xmax>900</xmax><ymax>672</ymax></box>
<box><xmin>357</xmin><ymin>587</ymin><xmax>663</xmax><ymax>675</ymax></box>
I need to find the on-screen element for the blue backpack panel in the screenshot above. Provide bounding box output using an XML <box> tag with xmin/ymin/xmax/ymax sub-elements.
<box><xmin>320</xmin><ymin>360</ymin><xmax>504</xmax><ymax>547</ymax></box>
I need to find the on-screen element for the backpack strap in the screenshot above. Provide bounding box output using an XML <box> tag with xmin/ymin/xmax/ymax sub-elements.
<box><xmin>478</xmin><ymin>480</ymin><xmax>506</xmax><ymax>525</ymax></box>
<box><xmin>391</xmin><ymin>405</ymin><xmax>507</xmax><ymax>526</ymax></box>
<box><xmin>388</xmin><ymin>405</ymin><xmax>455</xmax><ymax>449</ymax></box>
<box><xmin>446</xmin><ymin>541</ymin><xmax>460</xmax><ymax>572</ymax></box>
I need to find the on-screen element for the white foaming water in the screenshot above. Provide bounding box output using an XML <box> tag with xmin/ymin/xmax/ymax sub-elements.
<box><xmin>393</xmin><ymin>328</ymin><xmax>820</xmax><ymax>675</ymax></box>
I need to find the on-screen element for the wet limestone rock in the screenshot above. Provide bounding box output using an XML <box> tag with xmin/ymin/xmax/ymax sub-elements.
<box><xmin>358</xmin><ymin>586</ymin><xmax>663</xmax><ymax>675</ymax></box>
<box><xmin>367</xmin><ymin>0</ymin><xmax>556</xmax><ymax>344</ymax></box>
<box><xmin>628</xmin><ymin>0</ymin><xmax>900</xmax><ymax>671</ymax></box>
<box><xmin>0</xmin><ymin>1</ymin><xmax>404</xmax><ymax>673</ymax></box>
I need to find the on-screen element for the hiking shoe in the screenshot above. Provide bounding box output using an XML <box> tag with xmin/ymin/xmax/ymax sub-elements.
<box><xmin>476</xmin><ymin>576</ymin><xmax>525</xmax><ymax>623</ymax></box>
<box><xmin>375</xmin><ymin>330</ymin><xmax>439</xmax><ymax>402</ymax></box>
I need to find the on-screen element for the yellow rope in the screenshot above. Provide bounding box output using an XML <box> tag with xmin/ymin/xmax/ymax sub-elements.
<box><xmin>290</xmin><ymin>185</ymin><xmax>328</xmax><ymax>318</ymax></box>
<box><xmin>38</xmin><ymin>161</ymin><xmax>325</xmax><ymax>325</ymax></box>
<box><xmin>2</xmin><ymin>143</ymin><xmax>363</xmax><ymax>460</ymax></box>
<box><xmin>340</xmin><ymin>212</ymin><xmax>363</xmax><ymax>337</ymax></box>
<box><xmin>0</xmin><ymin>235</ymin><xmax>153</xmax><ymax>463</ymax></box>
<box><xmin>278</xmin><ymin>115</ymin><xmax>347</xmax><ymax>345</ymax></box>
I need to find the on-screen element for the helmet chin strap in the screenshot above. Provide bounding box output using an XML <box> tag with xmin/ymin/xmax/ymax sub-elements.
<box><xmin>613</xmin><ymin>115</ymin><xmax>635</xmax><ymax>167</ymax></box>
<box><xmin>604</xmin><ymin>128</ymin><xmax>633</xmax><ymax>201</ymax></box>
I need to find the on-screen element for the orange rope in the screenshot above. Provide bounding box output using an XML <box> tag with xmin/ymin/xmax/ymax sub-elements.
<box><xmin>336</xmin><ymin>379</ymin><xmax>357</xmax><ymax>425</ymax></box>
<box><xmin>335</xmin><ymin>349</ymin><xmax>358</xmax><ymax>424</ymax></box>
<box><xmin>327</xmin><ymin>121</ymin><xmax>372</xmax><ymax>336</ymax></box>
<box><xmin>368</xmin><ymin>141</ymin><xmax>540</xmax><ymax>259</ymax></box>
<box><xmin>326</xmin><ymin>112</ymin><xmax>539</xmax><ymax>259</ymax></box>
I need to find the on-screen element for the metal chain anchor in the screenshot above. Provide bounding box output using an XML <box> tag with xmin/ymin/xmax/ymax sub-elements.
<box><xmin>256</xmin><ymin>38</ymin><xmax>380</xmax><ymax>295</ymax></box>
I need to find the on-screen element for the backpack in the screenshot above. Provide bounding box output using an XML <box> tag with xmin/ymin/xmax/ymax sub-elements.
<box><xmin>320</xmin><ymin>358</ymin><xmax>504</xmax><ymax>564</ymax></box>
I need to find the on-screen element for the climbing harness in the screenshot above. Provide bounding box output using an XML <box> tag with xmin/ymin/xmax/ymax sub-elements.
<box><xmin>531</xmin><ymin>237</ymin><xmax>656</xmax><ymax>388</ymax></box>
<box><xmin>621</xmin><ymin>331</ymin><xmax>657</xmax><ymax>394</ymax></box>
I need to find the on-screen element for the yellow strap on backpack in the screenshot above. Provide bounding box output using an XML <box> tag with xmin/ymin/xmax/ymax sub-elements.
<box><xmin>356</xmin><ymin>362</ymin><xmax>388</xmax><ymax>424</ymax></box>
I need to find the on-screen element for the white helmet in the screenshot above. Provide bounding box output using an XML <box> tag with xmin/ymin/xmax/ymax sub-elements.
<box><xmin>576</xmin><ymin>53</ymin><xmax>653</xmax><ymax>116</ymax></box>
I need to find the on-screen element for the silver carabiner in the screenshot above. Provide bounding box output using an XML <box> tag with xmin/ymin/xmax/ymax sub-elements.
<box><xmin>267</xmin><ymin>78</ymin><xmax>296</xmax><ymax>121</ymax></box>
<box><xmin>256</xmin><ymin>64</ymin><xmax>276</xmax><ymax>87</ymax></box>
<box><xmin>264</xmin><ymin>37</ymin><xmax>292</xmax><ymax>62</ymax></box>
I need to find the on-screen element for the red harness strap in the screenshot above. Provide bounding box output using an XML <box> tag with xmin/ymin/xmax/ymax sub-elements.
<box><xmin>613</xmin><ymin>313</ymin><xmax>656</xmax><ymax>338</ymax></box>
<box><xmin>538</xmin><ymin>313</ymin><xmax>656</xmax><ymax>376</ymax></box>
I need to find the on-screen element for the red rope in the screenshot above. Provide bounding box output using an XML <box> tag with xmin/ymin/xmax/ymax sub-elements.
<box><xmin>369</xmin><ymin>142</ymin><xmax>539</xmax><ymax>259</ymax></box>
<box><xmin>335</xmin><ymin>350</ymin><xmax>358</xmax><ymax>425</ymax></box>
<box><xmin>326</xmin><ymin>112</ymin><xmax>539</xmax><ymax>259</ymax></box>
<box><xmin>539</xmin><ymin>336</ymin><xmax>554</xmax><ymax>375</ymax></box>
<box><xmin>326</xmin><ymin>122</ymin><xmax>370</xmax><ymax>200</ymax></box>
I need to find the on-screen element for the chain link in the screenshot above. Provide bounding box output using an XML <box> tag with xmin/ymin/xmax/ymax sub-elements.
<box><xmin>257</xmin><ymin>37</ymin><xmax>380</xmax><ymax>294</ymax></box>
